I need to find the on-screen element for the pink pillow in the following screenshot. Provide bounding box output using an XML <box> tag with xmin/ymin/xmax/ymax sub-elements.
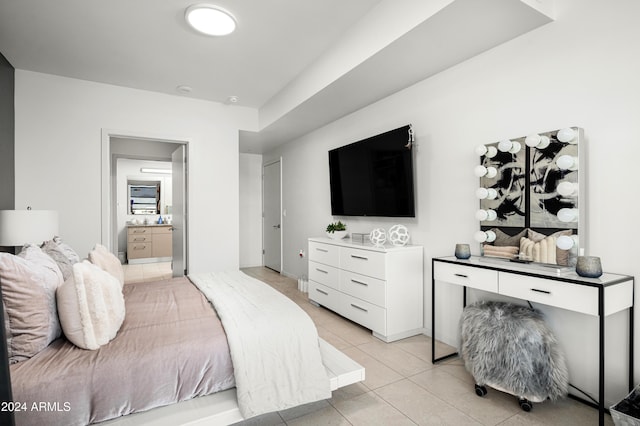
<box><xmin>88</xmin><ymin>244</ymin><xmax>124</xmax><ymax>287</ymax></box>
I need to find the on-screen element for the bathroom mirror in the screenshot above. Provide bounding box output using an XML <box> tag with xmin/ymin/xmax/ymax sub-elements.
<box><xmin>474</xmin><ymin>127</ymin><xmax>585</xmax><ymax>267</ymax></box>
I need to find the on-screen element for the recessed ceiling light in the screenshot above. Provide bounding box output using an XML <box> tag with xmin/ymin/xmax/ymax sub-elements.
<box><xmin>227</xmin><ymin>95</ymin><xmax>239</xmax><ymax>103</ymax></box>
<box><xmin>185</xmin><ymin>4</ymin><xmax>237</xmax><ymax>36</ymax></box>
<box><xmin>176</xmin><ymin>85</ymin><xmax>193</xmax><ymax>94</ymax></box>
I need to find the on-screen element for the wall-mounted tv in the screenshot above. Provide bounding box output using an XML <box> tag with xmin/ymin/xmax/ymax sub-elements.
<box><xmin>329</xmin><ymin>125</ymin><xmax>415</xmax><ymax>217</ymax></box>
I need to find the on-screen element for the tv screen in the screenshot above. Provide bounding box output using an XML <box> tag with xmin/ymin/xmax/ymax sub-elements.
<box><xmin>329</xmin><ymin>125</ymin><xmax>415</xmax><ymax>217</ymax></box>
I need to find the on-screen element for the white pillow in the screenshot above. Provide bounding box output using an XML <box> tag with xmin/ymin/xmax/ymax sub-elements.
<box><xmin>57</xmin><ymin>261</ymin><xmax>125</xmax><ymax>350</ymax></box>
<box><xmin>88</xmin><ymin>243</ymin><xmax>124</xmax><ymax>288</ymax></box>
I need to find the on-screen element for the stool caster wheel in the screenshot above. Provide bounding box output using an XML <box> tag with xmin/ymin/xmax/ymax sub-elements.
<box><xmin>474</xmin><ymin>384</ymin><xmax>487</xmax><ymax>397</ymax></box>
<box><xmin>518</xmin><ymin>397</ymin><xmax>532</xmax><ymax>412</ymax></box>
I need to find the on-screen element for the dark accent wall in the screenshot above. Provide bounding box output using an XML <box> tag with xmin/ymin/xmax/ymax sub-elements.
<box><xmin>0</xmin><ymin>52</ymin><xmax>14</xmax><ymax>210</ymax></box>
<box><xmin>0</xmin><ymin>51</ymin><xmax>15</xmax><ymax>426</ymax></box>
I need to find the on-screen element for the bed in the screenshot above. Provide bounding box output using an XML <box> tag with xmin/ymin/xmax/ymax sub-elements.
<box><xmin>0</xmin><ymin>241</ymin><xmax>364</xmax><ymax>426</ymax></box>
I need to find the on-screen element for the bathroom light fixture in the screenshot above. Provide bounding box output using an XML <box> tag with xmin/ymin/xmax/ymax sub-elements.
<box><xmin>474</xmin><ymin>165</ymin><xmax>498</xmax><ymax>178</ymax></box>
<box><xmin>475</xmin><ymin>209</ymin><xmax>497</xmax><ymax>221</ymax></box>
<box><xmin>557</xmin><ymin>181</ymin><xmax>578</xmax><ymax>197</ymax></box>
<box><xmin>475</xmin><ymin>188</ymin><xmax>498</xmax><ymax>200</ymax></box>
<box><xmin>556</xmin><ymin>234</ymin><xmax>578</xmax><ymax>250</ymax></box>
<box><xmin>557</xmin><ymin>208</ymin><xmax>578</xmax><ymax>223</ymax></box>
<box><xmin>556</xmin><ymin>155</ymin><xmax>578</xmax><ymax>171</ymax></box>
<box><xmin>497</xmin><ymin>139</ymin><xmax>521</xmax><ymax>154</ymax></box>
<box><xmin>475</xmin><ymin>145</ymin><xmax>497</xmax><ymax>158</ymax></box>
<box><xmin>557</xmin><ymin>128</ymin><xmax>577</xmax><ymax>144</ymax></box>
<box><xmin>140</xmin><ymin>168</ymin><xmax>172</xmax><ymax>174</ymax></box>
<box><xmin>474</xmin><ymin>230</ymin><xmax>497</xmax><ymax>243</ymax></box>
<box><xmin>185</xmin><ymin>4</ymin><xmax>237</xmax><ymax>36</ymax></box>
<box><xmin>524</xmin><ymin>134</ymin><xmax>551</xmax><ymax>149</ymax></box>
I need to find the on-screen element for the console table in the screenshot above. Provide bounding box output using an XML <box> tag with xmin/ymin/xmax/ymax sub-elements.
<box><xmin>431</xmin><ymin>256</ymin><xmax>634</xmax><ymax>426</ymax></box>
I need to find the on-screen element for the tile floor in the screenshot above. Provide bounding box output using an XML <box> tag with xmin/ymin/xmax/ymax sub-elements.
<box><xmin>124</xmin><ymin>265</ymin><xmax>612</xmax><ymax>425</ymax></box>
<box><xmin>122</xmin><ymin>261</ymin><xmax>172</xmax><ymax>283</ymax></box>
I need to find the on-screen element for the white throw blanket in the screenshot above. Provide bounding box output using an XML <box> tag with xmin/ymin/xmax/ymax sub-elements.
<box><xmin>189</xmin><ymin>271</ymin><xmax>331</xmax><ymax>419</ymax></box>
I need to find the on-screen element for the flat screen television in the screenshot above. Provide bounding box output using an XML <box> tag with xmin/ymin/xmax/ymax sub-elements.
<box><xmin>329</xmin><ymin>125</ymin><xmax>415</xmax><ymax>217</ymax></box>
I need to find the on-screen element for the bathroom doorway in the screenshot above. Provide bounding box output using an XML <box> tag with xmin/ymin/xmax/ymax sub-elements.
<box><xmin>101</xmin><ymin>130</ymin><xmax>189</xmax><ymax>277</ymax></box>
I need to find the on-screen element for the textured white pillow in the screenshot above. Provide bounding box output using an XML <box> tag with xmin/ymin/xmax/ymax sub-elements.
<box><xmin>57</xmin><ymin>261</ymin><xmax>125</xmax><ymax>350</ymax></box>
<box><xmin>88</xmin><ymin>243</ymin><xmax>124</xmax><ymax>288</ymax></box>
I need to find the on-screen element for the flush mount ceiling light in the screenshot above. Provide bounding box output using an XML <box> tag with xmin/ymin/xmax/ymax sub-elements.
<box><xmin>185</xmin><ymin>4</ymin><xmax>237</xmax><ymax>36</ymax></box>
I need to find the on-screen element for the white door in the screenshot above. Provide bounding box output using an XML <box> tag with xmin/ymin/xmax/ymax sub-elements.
<box><xmin>263</xmin><ymin>160</ymin><xmax>281</xmax><ymax>272</ymax></box>
<box><xmin>171</xmin><ymin>145</ymin><xmax>187</xmax><ymax>277</ymax></box>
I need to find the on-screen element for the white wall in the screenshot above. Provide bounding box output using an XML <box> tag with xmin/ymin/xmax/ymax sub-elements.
<box><xmin>264</xmin><ymin>0</ymin><xmax>640</xmax><ymax>405</ymax></box>
<box><xmin>14</xmin><ymin>70</ymin><xmax>257</xmax><ymax>273</ymax></box>
<box><xmin>239</xmin><ymin>153</ymin><xmax>263</xmax><ymax>267</ymax></box>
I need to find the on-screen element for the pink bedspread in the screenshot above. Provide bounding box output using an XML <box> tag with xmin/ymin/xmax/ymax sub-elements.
<box><xmin>10</xmin><ymin>277</ymin><xmax>235</xmax><ymax>426</ymax></box>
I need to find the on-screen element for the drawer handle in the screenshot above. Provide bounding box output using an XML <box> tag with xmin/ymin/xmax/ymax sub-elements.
<box><xmin>134</xmin><ymin>245</ymin><xmax>147</xmax><ymax>250</ymax></box>
<box><xmin>351</xmin><ymin>255</ymin><xmax>368</xmax><ymax>261</ymax></box>
<box><xmin>350</xmin><ymin>303</ymin><xmax>368</xmax><ymax>313</ymax></box>
<box><xmin>133</xmin><ymin>230</ymin><xmax>147</xmax><ymax>233</ymax></box>
<box><xmin>351</xmin><ymin>279</ymin><xmax>368</xmax><ymax>286</ymax></box>
<box><xmin>315</xmin><ymin>289</ymin><xmax>329</xmax><ymax>296</ymax></box>
<box><xmin>134</xmin><ymin>238</ymin><xmax>145</xmax><ymax>241</ymax></box>
<box><xmin>531</xmin><ymin>288</ymin><xmax>551</xmax><ymax>295</ymax></box>
<box><xmin>315</xmin><ymin>268</ymin><xmax>329</xmax><ymax>274</ymax></box>
<box><xmin>316</xmin><ymin>248</ymin><xmax>329</xmax><ymax>253</ymax></box>
<box><xmin>454</xmin><ymin>273</ymin><xmax>468</xmax><ymax>278</ymax></box>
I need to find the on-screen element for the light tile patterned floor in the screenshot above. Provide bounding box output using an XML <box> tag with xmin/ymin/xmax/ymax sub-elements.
<box><xmin>123</xmin><ymin>264</ymin><xmax>612</xmax><ymax>425</ymax></box>
<box><xmin>237</xmin><ymin>267</ymin><xmax>613</xmax><ymax>426</ymax></box>
<box><xmin>122</xmin><ymin>261</ymin><xmax>172</xmax><ymax>284</ymax></box>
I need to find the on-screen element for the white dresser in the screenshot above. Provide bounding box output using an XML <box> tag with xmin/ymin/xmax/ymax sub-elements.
<box><xmin>308</xmin><ymin>237</ymin><xmax>423</xmax><ymax>342</ymax></box>
<box><xmin>432</xmin><ymin>256</ymin><xmax>635</xmax><ymax>426</ymax></box>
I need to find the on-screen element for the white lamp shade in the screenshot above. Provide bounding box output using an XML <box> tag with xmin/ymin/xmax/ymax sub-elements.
<box><xmin>0</xmin><ymin>210</ymin><xmax>59</xmax><ymax>246</ymax></box>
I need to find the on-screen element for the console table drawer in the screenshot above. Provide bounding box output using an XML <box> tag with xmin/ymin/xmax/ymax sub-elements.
<box><xmin>434</xmin><ymin>262</ymin><xmax>498</xmax><ymax>293</ymax></box>
<box><xmin>309</xmin><ymin>281</ymin><xmax>341</xmax><ymax>312</ymax></box>
<box><xmin>309</xmin><ymin>241</ymin><xmax>339</xmax><ymax>266</ymax></box>
<box><xmin>341</xmin><ymin>294</ymin><xmax>386</xmax><ymax>334</ymax></box>
<box><xmin>340</xmin><ymin>271</ymin><xmax>386</xmax><ymax>307</ymax></box>
<box><xmin>499</xmin><ymin>272</ymin><xmax>597</xmax><ymax>315</ymax></box>
<box><xmin>309</xmin><ymin>261</ymin><xmax>339</xmax><ymax>290</ymax></box>
<box><xmin>340</xmin><ymin>248</ymin><xmax>385</xmax><ymax>279</ymax></box>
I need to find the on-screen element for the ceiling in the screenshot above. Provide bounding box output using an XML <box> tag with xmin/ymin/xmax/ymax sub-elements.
<box><xmin>0</xmin><ymin>0</ymin><xmax>553</xmax><ymax>154</ymax></box>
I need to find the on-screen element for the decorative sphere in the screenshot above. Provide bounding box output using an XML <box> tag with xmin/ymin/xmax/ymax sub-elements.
<box><xmin>369</xmin><ymin>228</ymin><xmax>386</xmax><ymax>246</ymax></box>
<box><xmin>388</xmin><ymin>224</ymin><xmax>410</xmax><ymax>247</ymax></box>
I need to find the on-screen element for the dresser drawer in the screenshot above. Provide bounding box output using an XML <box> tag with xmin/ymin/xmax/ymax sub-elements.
<box><xmin>128</xmin><ymin>234</ymin><xmax>151</xmax><ymax>243</ymax></box>
<box><xmin>499</xmin><ymin>272</ymin><xmax>597</xmax><ymax>315</ymax></box>
<box><xmin>309</xmin><ymin>241</ymin><xmax>339</xmax><ymax>266</ymax></box>
<box><xmin>339</xmin><ymin>247</ymin><xmax>385</xmax><ymax>279</ymax></box>
<box><xmin>309</xmin><ymin>281</ymin><xmax>341</xmax><ymax>312</ymax></box>
<box><xmin>128</xmin><ymin>226</ymin><xmax>150</xmax><ymax>236</ymax></box>
<box><xmin>152</xmin><ymin>226</ymin><xmax>172</xmax><ymax>235</ymax></box>
<box><xmin>340</xmin><ymin>271</ymin><xmax>386</xmax><ymax>307</ymax></box>
<box><xmin>340</xmin><ymin>294</ymin><xmax>386</xmax><ymax>335</ymax></box>
<box><xmin>434</xmin><ymin>262</ymin><xmax>498</xmax><ymax>293</ymax></box>
<box><xmin>309</xmin><ymin>261</ymin><xmax>339</xmax><ymax>290</ymax></box>
<box><xmin>128</xmin><ymin>243</ymin><xmax>152</xmax><ymax>259</ymax></box>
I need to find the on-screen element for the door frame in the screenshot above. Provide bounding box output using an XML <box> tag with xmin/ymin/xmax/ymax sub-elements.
<box><xmin>100</xmin><ymin>129</ymin><xmax>190</xmax><ymax>271</ymax></box>
<box><xmin>262</xmin><ymin>158</ymin><xmax>282</xmax><ymax>272</ymax></box>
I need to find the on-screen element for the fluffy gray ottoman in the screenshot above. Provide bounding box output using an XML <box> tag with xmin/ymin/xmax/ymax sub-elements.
<box><xmin>460</xmin><ymin>301</ymin><xmax>569</xmax><ymax>410</ymax></box>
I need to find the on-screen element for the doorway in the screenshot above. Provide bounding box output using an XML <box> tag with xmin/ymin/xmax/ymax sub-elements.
<box><xmin>263</xmin><ymin>159</ymin><xmax>282</xmax><ymax>272</ymax></box>
<box><xmin>101</xmin><ymin>130</ymin><xmax>189</xmax><ymax>277</ymax></box>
